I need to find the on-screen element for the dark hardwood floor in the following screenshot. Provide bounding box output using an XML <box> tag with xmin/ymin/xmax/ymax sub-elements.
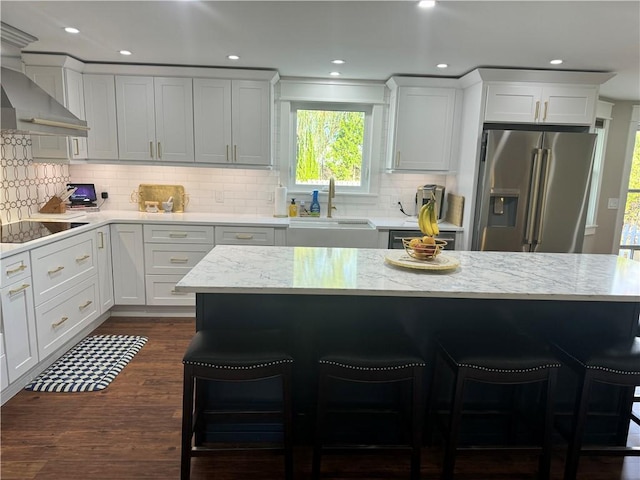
<box><xmin>1</xmin><ymin>317</ymin><xmax>638</xmax><ymax>479</ymax></box>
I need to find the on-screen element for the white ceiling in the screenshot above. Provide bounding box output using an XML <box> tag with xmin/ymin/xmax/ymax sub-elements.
<box><xmin>1</xmin><ymin>1</ymin><xmax>639</xmax><ymax>101</ymax></box>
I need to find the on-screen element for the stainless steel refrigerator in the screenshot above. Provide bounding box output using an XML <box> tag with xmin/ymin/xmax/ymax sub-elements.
<box><xmin>472</xmin><ymin>128</ymin><xmax>596</xmax><ymax>252</ymax></box>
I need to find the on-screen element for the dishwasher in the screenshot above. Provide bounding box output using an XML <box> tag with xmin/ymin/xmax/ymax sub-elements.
<box><xmin>388</xmin><ymin>230</ymin><xmax>456</xmax><ymax>250</ymax></box>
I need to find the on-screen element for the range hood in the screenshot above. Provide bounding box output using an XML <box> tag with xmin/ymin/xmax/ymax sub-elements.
<box><xmin>1</xmin><ymin>66</ymin><xmax>88</xmax><ymax>137</ymax></box>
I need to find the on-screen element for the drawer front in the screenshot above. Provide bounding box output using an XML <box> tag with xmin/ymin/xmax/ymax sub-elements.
<box><xmin>143</xmin><ymin>243</ymin><xmax>211</xmax><ymax>274</ymax></box>
<box><xmin>145</xmin><ymin>275</ymin><xmax>195</xmax><ymax>306</ymax></box>
<box><xmin>2</xmin><ymin>252</ymin><xmax>31</xmax><ymax>286</ymax></box>
<box><xmin>215</xmin><ymin>226</ymin><xmax>275</xmax><ymax>246</ymax></box>
<box><xmin>35</xmin><ymin>278</ymin><xmax>99</xmax><ymax>360</ymax></box>
<box><xmin>31</xmin><ymin>231</ymin><xmax>97</xmax><ymax>306</ymax></box>
<box><xmin>143</xmin><ymin>224</ymin><xmax>214</xmax><ymax>244</ymax></box>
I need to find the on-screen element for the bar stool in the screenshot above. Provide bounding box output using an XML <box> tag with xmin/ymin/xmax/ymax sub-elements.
<box><xmin>312</xmin><ymin>330</ymin><xmax>426</xmax><ymax>480</ymax></box>
<box><xmin>181</xmin><ymin>329</ymin><xmax>294</xmax><ymax>480</ymax></box>
<box><xmin>552</xmin><ymin>336</ymin><xmax>640</xmax><ymax>480</ymax></box>
<box><xmin>428</xmin><ymin>331</ymin><xmax>561</xmax><ymax>480</ymax></box>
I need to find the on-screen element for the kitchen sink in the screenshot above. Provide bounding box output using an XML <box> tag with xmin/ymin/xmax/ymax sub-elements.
<box><xmin>287</xmin><ymin>217</ymin><xmax>378</xmax><ymax>247</ymax></box>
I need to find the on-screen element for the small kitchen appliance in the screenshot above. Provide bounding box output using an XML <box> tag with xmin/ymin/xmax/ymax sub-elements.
<box><xmin>416</xmin><ymin>185</ymin><xmax>445</xmax><ymax>219</ymax></box>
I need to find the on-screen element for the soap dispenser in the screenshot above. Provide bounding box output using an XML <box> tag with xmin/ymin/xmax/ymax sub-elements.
<box><xmin>289</xmin><ymin>198</ymin><xmax>298</xmax><ymax>217</ymax></box>
<box><xmin>310</xmin><ymin>190</ymin><xmax>321</xmax><ymax>217</ymax></box>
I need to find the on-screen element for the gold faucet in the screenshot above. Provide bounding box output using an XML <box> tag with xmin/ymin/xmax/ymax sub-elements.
<box><xmin>327</xmin><ymin>177</ymin><xmax>336</xmax><ymax>218</ymax></box>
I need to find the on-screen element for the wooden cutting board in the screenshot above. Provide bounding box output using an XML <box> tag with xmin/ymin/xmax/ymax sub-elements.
<box><xmin>445</xmin><ymin>193</ymin><xmax>464</xmax><ymax>227</ymax></box>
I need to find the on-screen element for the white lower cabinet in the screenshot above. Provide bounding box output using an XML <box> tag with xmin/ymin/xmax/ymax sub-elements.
<box><xmin>111</xmin><ymin>224</ymin><xmax>146</xmax><ymax>305</ymax></box>
<box><xmin>35</xmin><ymin>279</ymin><xmax>99</xmax><ymax>360</ymax></box>
<box><xmin>1</xmin><ymin>251</ymin><xmax>38</xmax><ymax>385</ymax></box>
<box><xmin>0</xmin><ymin>333</ymin><xmax>9</xmax><ymax>392</ymax></box>
<box><xmin>215</xmin><ymin>226</ymin><xmax>276</xmax><ymax>246</ymax></box>
<box><xmin>96</xmin><ymin>226</ymin><xmax>114</xmax><ymax>314</ymax></box>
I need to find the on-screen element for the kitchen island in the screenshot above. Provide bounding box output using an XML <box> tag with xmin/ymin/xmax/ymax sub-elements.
<box><xmin>176</xmin><ymin>246</ymin><xmax>640</xmax><ymax>443</ymax></box>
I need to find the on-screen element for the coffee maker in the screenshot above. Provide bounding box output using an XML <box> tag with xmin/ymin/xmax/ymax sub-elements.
<box><xmin>416</xmin><ymin>184</ymin><xmax>445</xmax><ymax>219</ymax></box>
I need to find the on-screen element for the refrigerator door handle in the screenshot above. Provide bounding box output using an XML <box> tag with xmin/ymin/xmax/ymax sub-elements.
<box><xmin>525</xmin><ymin>148</ymin><xmax>544</xmax><ymax>246</ymax></box>
<box><xmin>533</xmin><ymin>149</ymin><xmax>552</xmax><ymax>245</ymax></box>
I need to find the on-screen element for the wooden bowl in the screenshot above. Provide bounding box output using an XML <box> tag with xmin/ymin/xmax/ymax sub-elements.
<box><xmin>402</xmin><ymin>237</ymin><xmax>447</xmax><ymax>261</ymax></box>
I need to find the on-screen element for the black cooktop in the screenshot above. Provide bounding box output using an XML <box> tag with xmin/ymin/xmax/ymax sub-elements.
<box><xmin>1</xmin><ymin>221</ymin><xmax>89</xmax><ymax>244</ymax></box>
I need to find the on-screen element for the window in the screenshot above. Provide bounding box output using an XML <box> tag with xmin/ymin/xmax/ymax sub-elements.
<box><xmin>291</xmin><ymin>103</ymin><xmax>371</xmax><ymax>194</ymax></box>
<box><xmin>586</xmin><ymin>119</ymin><xmax>607</xmax><ymax>228</ymax></box>
<box><xmin>619</xmin><ymin>129</ymin><xmax>640</xmax><ymax>260</ymax></box>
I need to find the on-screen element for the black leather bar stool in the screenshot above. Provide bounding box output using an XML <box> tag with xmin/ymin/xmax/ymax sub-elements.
<box><xmin>312</xmin><ymin>330</ymin><xmax>426</xmax><ymax>480</ymax></box>
<box><xmin>552</xmin><ymin>336</ymin><xmax>640</xmax><ymax>480</ymax></box>
<box><xmin>181</xmin><ymin>329</ymin><xmax>294</xmax><ymax>480</ymax></box>
<box><xmin>428</xmin><ymin>331</ymin><xmax>561</xmax><ymax>480</ymax></box>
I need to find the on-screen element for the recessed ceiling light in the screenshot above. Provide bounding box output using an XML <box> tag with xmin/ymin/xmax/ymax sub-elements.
<box><xmin>550</xmin><ymin>59</ymin><xmax>563</xmax><ymax>65</ymax></box>
<box><xmin>418</xmin><ymin>1</ymin><xmax>436</xmax><ymax>8</ymax></box>
<box><xmin>436</xmin><ymin>63</ymin><xmax>448</xmax><ymax>69</ymax></box>
<box><xmin>227</xmin><ymin>54</ymin><xmax>240</xmax><ymax>60</ymax></box>
<box><xmin>331</xmin><ymin>59</ymin><xmax>345</xmax><ymax>65</ymax></box>
<box><xmin>119</xmin><ymin>50</ymin><xmax>132</xmax><ymax>56</ymax></box>
<box><xmin>64</xmin><ymin>27</ymin><xmax>80</xmax><ymax>34</ymax></box>
<box><xmin>329</xmin><ymin>72</ymin><xmax>341</xmax><ymax>76</ymax></box>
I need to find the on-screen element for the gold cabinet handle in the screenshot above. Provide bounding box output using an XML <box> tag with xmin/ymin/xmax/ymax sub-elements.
<box><xmin>150</xmin><ymin>141</ymin><xmax>154</xmax><ymax>159</ymax></box>
<box><xmin>157</xmin><ymin>142</ymin><xmax>162</xmax><ymax>159</ymax></box>
<box><xmin>170</xmin><ymin>257</ymin><xmax>189</xmax><ymax>263</ymax></box>
<box><xmin>235</xmin><ymin>233</ymin><xmax>254</xmax><ymax>240</ymax></box>
<box><xmin>171</xmin><ymin>289</ymin><xmax>188</xmax><ymax>295</ymax></box>
<box><xmin>76</xmin><ymin>254</ymin><xmax>90</xmax><ymax>262</ymax></box>
<box><xmin>6</xmin><ymin>264</ymin><xmax>27</xmax><ymax>275</ymax></box>
<box><xmin>48</xmin><ymin>266</ymin><xmax>65</xmax><ymax>275</ymax></box>
<box><xmin>8</xmin><ymin>283</ymin><xmax>30</xmax><ymax>296</ymax></box>
<box><xmin>234</xmin><ymin>145</ymin><xmax>237</xmax><ymax>163</ymax></box>
<box><xmin>395</xmin><ymin>151</ymin><xmax>400</xmax><ymax>168</ymax></box>
<box><xmin>73</xmin><ymin>138</ymin><xmax>79</xmax><ymax>156</ymax></box>
<box><xmin>52</xmin><ymin>316</ymin><xmax>69</xmax><ymax>328</ymax></box>
<box><xmin>169</xmin><ymin>232</ymin><xmax>188</xmax><ymax>238</ymax></box>
<box><xmin>543</xmin><ymin>101</ymin><xmax>548</xmax><ymax>122</ymax></box>
<box><xmin>98</xmin><ymin>231</ymin><xmax>104</xmax><ymax>249</ymax></box>
<box><xmin>226</xmin><ymin>144</ymin><xmax>230</xmax><ymax>162</ymax></box>
<box><xmin>79</xmin><ymin>300</ymin><xmax>93</xmax><ymax>310</ymax></box>
<box><xmin>534</xmin><ymin>101</ymin><xmax>540</xmax><ymax>121</ymax></box>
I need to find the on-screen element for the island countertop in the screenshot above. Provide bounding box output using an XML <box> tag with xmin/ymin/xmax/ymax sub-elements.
<box><xmin>175</xmin><ymin>246</ymin><xmax>640</xmax><ymax>302</ymax></box>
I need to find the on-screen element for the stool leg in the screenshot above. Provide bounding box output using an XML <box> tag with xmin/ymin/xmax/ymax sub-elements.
<box><xmin>312</xmin><ymin>366</ymin><xmax>329</xmax><ymax>480</ymax></box>
<box><xmin>442</xmin><ymin>368</ymin><xmax>466</xmax><ymax>480</ymax></box>
<box><xmin>564</xmin><ymin>372</ymin><xmax>592</xmax><ymax>480</ymax></box>
<box><xmin>181</xmin><ymin>365</ymin><xmax>194</xmax><ymax>480</ymax></box>
<box><xmin>538</xmin><ymin>369</ymin><xmax>557</xmax><ymax>480</ymax></box>
<box><xmin>411</xmin><ymin>367</ymin><xmax>425</xmax><ymax>480</ymax></box>
<box><xmin>282</xmin><ymin>365</ymin><xmax>294</xmax><ymax>480</ymax></box>
<box><xmin>425</xmin><ymin>353</ymin><xmax>443</xmax><ymax>446</ymax></box>
<box><xmin>193</xmin><ymin>378</ymin><xmax>207</xmax><ymax>446</ymax></box>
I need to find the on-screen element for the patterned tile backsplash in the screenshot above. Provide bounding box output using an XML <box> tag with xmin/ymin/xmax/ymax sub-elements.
<box><xmin>0</xmin><ymin>134</ymin><xmax>70</xmax><ymax>224</ymax></box>
<box><xmin>1</xmin><ymin>133</ymin><xmax>449</xmax><ymax>222</ymax></box>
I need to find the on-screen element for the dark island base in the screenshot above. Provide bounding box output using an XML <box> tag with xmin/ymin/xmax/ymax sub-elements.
<box><xmin>195</xmin><ymin>293</ymin><xmax>639</xmax><ymax>446</ymax></box>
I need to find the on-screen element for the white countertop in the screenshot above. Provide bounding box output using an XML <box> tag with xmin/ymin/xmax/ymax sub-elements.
<box><xmin>0</xmin><ymin>210</ymin><xmax>460</xmax><ymax>258</ymax></box>
<box><xmin>175</xmin><ymin>245</ymin><xmax>640</xmax><ymax>302</ymax></box>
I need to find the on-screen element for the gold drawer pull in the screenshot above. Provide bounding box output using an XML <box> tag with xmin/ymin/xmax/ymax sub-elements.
<box><xmin>48</xmin><ymin>266</ymin><xmax>65</xmax><ymax>274</ymax></box>
<box><xmin>8</xmin><ymin>283</ymin><xmax>30</xmax><ymax>295</ymax></box>
<box><xmin>79</xmin><ymin>300</ymin><xmax>93</xmax><ymax>310</ymax></box>
<box><xmin>235</xmin><ymin>233</ymin><xmax>254</xmax><ymax>240</ymax></box>
<box><xmin>52</xmin><ymin>316</ymin><xmax>69</xmax><ymax>328</ymax></box>
<box><xmin>170</xmin><ymin>258</ymin><xmax>189</xmax><ymax>263</ymax></box>
<box><xmin>170</xmin><ymin>289</ymin><xmax>188</xmax><ymax>296</ymax></box>
<box><xmin>169</xmin><ymin>232</ymin><xmax>188</xmax><ymax>238</ymax></box>
<box><xmin>6</xmin><ymin>264</ymin><xmax>27</xmax><ymax>275</ymax></box>
<box><xmin>76</xmin><ymin>254</ymin><xmax>90</xmax><ymax>262</ymax></box>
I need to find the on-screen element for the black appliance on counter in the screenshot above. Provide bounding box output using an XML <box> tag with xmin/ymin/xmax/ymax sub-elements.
<box><xmin>1</xmin><ymin>221</ymin><xmax>88</xmax><ymax>244</ymax></box>
<box><xmin>388</xmin><ymin>230</ymin><xmax>456</xmax><ymax>250</ymax></box>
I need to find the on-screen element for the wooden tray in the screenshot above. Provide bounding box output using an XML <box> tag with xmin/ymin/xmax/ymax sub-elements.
<box><xmin>131</xmin><ymin>184</ymin><xmax>188</xmax><ymax>212</ymax></box>
<box><xmin>384</xmin><ymin>250</ymin><xmax>460</xmax><ymax>272</ymax></box>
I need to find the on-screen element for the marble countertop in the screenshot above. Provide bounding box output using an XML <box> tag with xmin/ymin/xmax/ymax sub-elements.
<box><xmin>0</xmin><ymin>210</ymin><xmax>460</xmax><ymax>257</ymax></box>
<box><xmin>175</xmin><ymin>245</ymin><xmax>640</xmax><ymax>302</ymax></box>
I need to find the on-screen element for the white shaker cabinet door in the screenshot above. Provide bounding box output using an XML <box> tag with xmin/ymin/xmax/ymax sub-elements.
<box><xmin>110</xmin><ymin>224</ymin><xmax>145</xmax><ymax>305</ymax></box>
<box><xmin>63</xmin><ymin>68</ymin><xmax>88</xmax><ymax>160</ymax></box>
<box><xmin>541</xmin><ymin>85</ymin><xmax>597</xmax><ymax>125</ymax></box>
<box><xmin>193</xmin><ymin>78</ymin><xmax>232</xmax><ymax>164</ymax></box>
<box><xmin>153</xmin><ymin>77</ymin><xmax>194</xmax><ymax>162</ymax></box>
<box><xmin>116</xmin><ymin>76</ymin><xmax>156</xmax><ymax>161</ymax></box>
<box><xmin>231</xmin><ymin>80</ymin><xmax>270</xmax><ymax>166</ymax></box>
<box><xmin>96</xmin><ymin>226</ymin><xmax>115</xmax><ymax>314</ymax></box>
<box><xmin>84</xmin><ymin>74</ymin><xmax>119</xmax><ymax>159</ymax></box>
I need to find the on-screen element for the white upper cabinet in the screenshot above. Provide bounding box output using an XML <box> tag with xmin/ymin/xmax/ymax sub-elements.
<box><xmin>116</xmin><ymin>76</ymin><xmax>194</xmax><ymax>162</ymax></box>
<box><xmin>83</xmin><ymin>74</ymin><xmax>119</xmax><ymax>159</ymax></box>
<box><xmin>25</xmin><ymin>65</ymin><xmax>87</xmax><ymax>161</ymax></box>
<box><xmin>484</xmin><ymin>83</ymin><xmax>597</xmax><ymax>125</ymax></box>
<box><xmin>387</xmin><ymin>80</ymin><xmax>458</xmax><ymax>171</ymax></box>
<box><xmin>194</xmin><ymin>79</ymin><xmax>270</xmax><ymax>166</ymax></box>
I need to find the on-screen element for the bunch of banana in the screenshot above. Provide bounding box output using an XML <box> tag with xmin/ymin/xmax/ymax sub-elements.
<box><xmin>418</xmin><ymin>199</ymin><xmax>439</xmax><ymax>237</ymax></box>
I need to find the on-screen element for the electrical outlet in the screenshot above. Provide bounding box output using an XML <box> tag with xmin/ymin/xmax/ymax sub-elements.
<box><xmin>101</xmin><ymin>191</ymin><xmax>109</xmax><ymax>199</ymax></box>
<box><xmin>390</xmin><ymin>195</ymin><xmax>399</xmax><ymax>208</ymax></box>
<box><xmin>607</xmin><ymin>198</ymin><xmax>619</xmax><ymax>209</ymax></box>
<box><xmin>268</xmin><ymin>192</ymin><xmax>274</xmax><ymax>204</ymax></box>
<box><xmin>215</xmin><ymin>190</ymin><xmax>224</xmax><ymax>203</ymax></box>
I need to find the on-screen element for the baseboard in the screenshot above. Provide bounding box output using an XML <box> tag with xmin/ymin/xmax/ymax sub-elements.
<box><xmin>109</xmin><ymin>305</ymin><xmax>195</xmax><ymax>318</ymax></box>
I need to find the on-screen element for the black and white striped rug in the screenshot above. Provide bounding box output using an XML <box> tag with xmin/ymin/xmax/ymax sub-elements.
<box><xmin>25</xmin><ymin>335</ymin><xmax>148</xmax><ymax>393</ymax></box>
